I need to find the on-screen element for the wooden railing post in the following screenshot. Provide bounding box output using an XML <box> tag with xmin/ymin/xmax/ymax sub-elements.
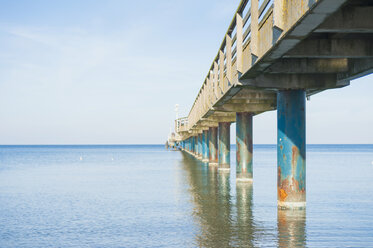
<box><xmin>208</xmin><ymin>71</ymin><xmax>213</xmax><ymax>105</ymax></box>
<box><xmin>273</xmin><ymin>0</ymin><xmax>284</xmax><ymax>44</ymax></box>
<box><xmin>236</xmin><ymin>13</ymin><xmax>243</xmax><ymax>74</ymax></box>
<box><xmin>226</xmin><ymin>34</ymin><xmax>232</xmax><ymax>83</ymax></box>
<box><xmin>219</xmin><ymin>50</ymin><xmax>225</xmax><ymax>91</ymax></box>
<box><xmin>213</xmin><ymin>61</ymin><xmax>219</xmax><ymax>98</ymax></box>
<box><xmin>251</xmin><ymin>0</ymin><xmax>259</xmax><ymax>64</ymax></box>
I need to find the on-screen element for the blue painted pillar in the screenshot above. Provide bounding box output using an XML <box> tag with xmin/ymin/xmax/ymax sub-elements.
<box><xmin>236</xmin><ymin>112</ymin><xmax>253</xmax><ymax>181</ymax></box>
<box><xmin>192</xmin><ymin>136</ymin><xmax>195</xmax><ymax>154</ymax></box>
<box><xmin>198</xmin><ymin>134</ymin><xmax>203</xmax><ymax>159</ymax></box>
<box><xmin>194</xmin><ymin>136</ymin><xmax>198</xmax><ymax>156</ymax></box>
<box><xmin>209</xmin><ymin>127</ymin><xmax>218</xmax><ymax>165</ymax></box>
<box><xmin>202</xmin><ymin>130</ymin><xmax>209</xmax><ymax>162</ymax></box>
<box><xmin>277</xmin><ymin>90</ymin><xmax>306</xmax><ymax>209</ymax></box>
<box><xmin>218</xmin><ymin>122</ymin><xmax>231</xmax><ymax>170</ymax></box>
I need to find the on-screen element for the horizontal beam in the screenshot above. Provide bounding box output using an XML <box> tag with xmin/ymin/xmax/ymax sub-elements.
<box><xmin>285</xmin><ymin>39</ymin><xmax>373</xmax><ymax>58</ymax></box>
<box><xmin>208</xmin><ymin>111</ymin><xmax>236</xmax><ymax>117</ymax></box>
<box><xmin>214</xmin><ymin>103</ymin><xmax>276</xmax><ymax>113</ymax></box>
<box><xmin>198</xmin><ymin>120</ymin><xmax>219</xmax><ymax>127</ymax></box>
<box><xmin>265</xmin><ymin>58</ymin><xmax>349</xmax><ymax>73</ymax></box>
<box><xmin>315</xmin><ymin>6</ymin><xmax>373</xmax><ymax>33</ymax></box>
<box><xmin>338</xmin><ymin>58</ymin><xmax>373</xmax><ymax>81</ymax></box>
<box><xmin>233</xmin><ymin>89</ymin><xmax>276</xmax><ymax>99</ymax></box>
<box><xmin>240</xmin><ymin>73</ymin><xmax>350</xmax><ymax>90</ymax></box>
<box><xmin>205</xmin><ymin>115</ymin><xmax>236</xmax><ymax>123</ymax></box>
<box><xmin>228</xmin><ymin>99</ymin><xmax>275</xmax><ymax>104</ymax></box>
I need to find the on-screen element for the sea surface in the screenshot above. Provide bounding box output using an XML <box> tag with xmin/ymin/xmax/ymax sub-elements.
<box><xmin>0</xmin><ymin>144</ymin><xmax>372</xmax><ymax>248</ymax></box>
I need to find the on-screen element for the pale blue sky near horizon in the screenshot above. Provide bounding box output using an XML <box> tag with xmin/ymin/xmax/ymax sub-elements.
<box><xmin>0</xmin><ymin>0</ymin><xmax>372</xmax><ymax>145</ymax></box>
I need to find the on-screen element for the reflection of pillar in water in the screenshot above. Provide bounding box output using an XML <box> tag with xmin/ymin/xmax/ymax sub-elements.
<box><xmin>182</xmin><ymin>151</ymin><xmax>233</xmax><ymax>248</ymax></box>
<box><xmin>216</xmin><ymin>171</ymin><xmax>232</xmax><ymax>247</ymax></box>
<box><xmin>236</xmin><ymin>182</ymin><xmax>254</xmax><ymax>247</ymax></box>
<box><xmin>277</xmin><ymin>209</ymin><xmax>306</xmax><ymax>248</ymax></box>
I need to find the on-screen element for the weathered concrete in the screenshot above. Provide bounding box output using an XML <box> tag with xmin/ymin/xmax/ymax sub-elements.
<box><xmin>202</xmin><ymin>130</ymin><xmax>209</xmax><ymax>162</ymax></box>
<box><xmin>218</xmin><ymin>122</ymin><xmax>231</xmax><ymax>171</ymax></box>
<box><xmin>198</xmin><ymin>134</ymin><xmax>203</xmax><ymax>159</ymax></box>
<box><xmin>236</xmin><ymin>112</ymin><xmax>254</xmax><ymax>182</ymax></box>
<box><xmin>277</xmin><ymin>90</ymin><xmax>306</xmax><ymax>209</ymax></box>
<box><xmin>209</xmin><ymin>127</ymin><xmax>218</xmax><ymax>166</ymax></box>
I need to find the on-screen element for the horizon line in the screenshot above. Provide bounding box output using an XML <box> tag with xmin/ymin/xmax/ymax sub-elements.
<box><xmin>0</xmin><ymin>143</ymin><xmax>372</xmax><ymax>146</ymax></box>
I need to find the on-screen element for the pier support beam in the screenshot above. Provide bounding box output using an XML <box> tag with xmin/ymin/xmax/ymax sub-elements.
<box><xmin>202</xmin><ymin>130</ymin><xmax>209</xmax><ymax>162</ymax></box>
<box><xmin>209</xmin><ymin>127</ymin><xmax>218</xmax><ymax>165</ymax></box>
<box><xmin>192</xmin><ymin>136</ymin><xmax>196</xmax><ymax>155</ymax></box>
<box><xmin>236</xmin><ymin>112</ymin><xmax>253</xmax><ymax>182</ymax></box>
<box><xmin>218</xmin><ymin>122</ymin><xmax>231</xmax><ymax>171</ymax></box>
<box><xmin>277</xmin><ymin>90</ymin><xmax>306</xmax><ymax>209</ymax></box>
<box><xmin>195</xmin><ymin>136</ymin><xmax>198</xmax><ymax>156</ymax></box>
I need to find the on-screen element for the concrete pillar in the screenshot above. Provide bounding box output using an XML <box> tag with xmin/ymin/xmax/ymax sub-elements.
<box><xmin>277</xmin><ymin>90</ymin><xmax>306</xmax><ymax>209</ymax></box>
<box><xmin>194</xmin><ymin>136</ymin><xmax>198</xmax><ymax>156</ymax></box>
<box><xmin>192</xmin><ymin>136</ymin><xmax>195</xmax><ymax>154</ymax></box>
<box><xmin>198</xmin><ymin>133</ymin><xmax>203</xmax><ymax>159</ymax></box>
<box><xmin>218</xmin><ymin>122</ymin><xmax>231</xmax><ymax>171</ymax></box>
<box><xmin>236</xmin><ymin>112</ymin><xmax>253</xmax><ymax>181</ymax></box>
<box><xmin>202</xmin><ymin>130</ymin><xmax>209</xmax><ymax>162</ymax></box>
<box><xmin>209</xmin><ymin>127</ymin><xmax>218</xmax><ymax>165</ymax></box>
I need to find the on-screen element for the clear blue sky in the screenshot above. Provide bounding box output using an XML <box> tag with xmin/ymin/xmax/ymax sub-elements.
<box><xmin>0</xmin><ymin>0</ymin><xmax>372</xmax><ymax>144</ymax></box>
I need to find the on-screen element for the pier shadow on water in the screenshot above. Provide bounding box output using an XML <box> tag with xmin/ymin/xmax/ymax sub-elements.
<box><xmin>180</xmin><ymin>152</ymin><xmax>306</xmax><ymax>248</ymax></box>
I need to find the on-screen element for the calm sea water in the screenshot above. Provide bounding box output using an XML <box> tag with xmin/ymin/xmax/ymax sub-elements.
<box><xmin>0</xmin><ymin>145</ymin><xmax>372</xmax><ymax>247</ymax></box>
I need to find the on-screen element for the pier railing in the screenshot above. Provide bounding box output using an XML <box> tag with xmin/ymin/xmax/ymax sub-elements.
<box><xmin>175</xmin><ymin>117</ymin><xmax>189</xmax><ymax>133</ymax></box>
<box><xmin>183</xmin><ymin>0</ymin><xmax>321</xmax><ymax>133</ymax></box>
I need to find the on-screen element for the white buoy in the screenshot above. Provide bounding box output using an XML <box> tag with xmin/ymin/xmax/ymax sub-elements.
<box><xmin>111</xmin><ymin>157</ymin><xmax>114</xmax><ymax>161</ymax></box>
<box><xmin>80</xmin><ymin>156</ymin><xmax>83</xmax><ymax>161</ymax></box>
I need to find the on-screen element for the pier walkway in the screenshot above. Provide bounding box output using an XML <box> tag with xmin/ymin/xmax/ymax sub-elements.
<box><xmin>170</xmin><ymin>0</ymin><xmax>373</xmax><ymax>209</ymax></box>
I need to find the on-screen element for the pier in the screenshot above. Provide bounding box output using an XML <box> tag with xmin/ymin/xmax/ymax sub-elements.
<box><xmin>169</xmin><ymin>0</ymin><xmax>373</xmax><ymax>209</ymax></box>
